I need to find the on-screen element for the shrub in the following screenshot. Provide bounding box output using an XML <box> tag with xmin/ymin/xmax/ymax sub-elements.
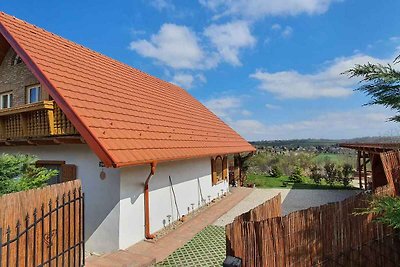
<box><xmin>324</xmin><ymin>162</ymin><xmax>336</xmax><ymax>186</ymax></box>
<box><xmin>310</xmin><ymin>165</ymin><xmax>322</xmax><ymax>184</ymax></box>
<box><xmin>356</xmin><ymin>196</ymin><xmax>400</xmax><ymax>229</ymax></box>
<box><xmin>341</xmin><ymin>163</ymin><xmax>353</xmax><ymax>187</ymax></box>
<box><xmin>0</xmin><ymin>154</ymin><xmax>57</xmax><ymax>195</ymax></box>
<box><xmin>270</xmin><ymin>165</ymin><xmax>283</xmax><ymax>177</ymax></box>
<box><xmin>289</xmin><ymin>166</ymin><xmax>303</xmax><ymax>183</ymax></box>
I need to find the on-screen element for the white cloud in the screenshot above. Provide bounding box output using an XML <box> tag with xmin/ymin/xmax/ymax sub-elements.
<box><xmin>204</xmin><ymin>21</ymin><xmax>256</xmax><ymax>66</ymax></box>
<box><xmin>265</xmin><ymin>104</ymin><xmax>281</xmax><ymax>110</ymax></box>
<box><xmin>130</xmin><ymin>24</ymin><xmax>216</xmax><ymax>69</ymax></box>
<box><xmin>199</xmin><ymin>0</ymin><xmax>339</xmax><ymax>20</ymax></box>
<box><xmin>171</xmin><ymin>73</ymin><xmax>206</xmax><ymax>89</ymax></box>
<box><xmin>271</xmin><ymin>24</ymin><xmax>281</xmax><ymax>31</ymax></box>
<box><xmin>149</xmin><ymin>0</ymin><xmax>175</xmax><ymax>11</ymax></box>
<box><xmin>230</xmin><ymin>107</ymin><xmax>399</xmax><ymax>141</ymax></box>
<box><xmin>251</xmin><ymin>53</ymin><xmax>391</xmax><ymax>99</ymax></box>
<box><xmin>204</xmin><ymin>96</ymin><xmax>242</xmax><ymax>119</ymax></box>
<box><xmin>171</xmin><ymin>73</ymin><xmax>195</xmax><ymax>89</ymax></box>
<box><xmin>281</xmin><ymin>26</ymin><xmax>293</xmax><ymax>38</ymax></box>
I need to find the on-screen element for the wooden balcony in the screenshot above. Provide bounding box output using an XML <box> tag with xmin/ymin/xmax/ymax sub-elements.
<box><xmin>0</xmin><ymin>100</ymin><xmax>79</xmax><ymax>142</ymax></box>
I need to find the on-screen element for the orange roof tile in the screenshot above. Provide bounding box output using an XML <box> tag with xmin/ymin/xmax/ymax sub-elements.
<box><xmin>0</xmin><ymin>12</ymin><xmax>255</xmax><ymax>167</ymax></box>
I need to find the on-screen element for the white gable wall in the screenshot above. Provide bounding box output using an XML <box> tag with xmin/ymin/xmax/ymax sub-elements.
<box><xmin>0</xmin><ymin>144</ymin><xmax>121</xmax><ymax>253</ymax></box>
<box><xmin>1</xmin><ymin>145</ymin><xmax>230</xmax><ymax>253</ymax></box>
<box><xmin>119</xmin><ymin>157</ymin><xmax>229</xmax><ymax>249</ymax></box>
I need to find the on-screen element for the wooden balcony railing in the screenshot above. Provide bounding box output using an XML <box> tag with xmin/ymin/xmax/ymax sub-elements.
<box><xmin>0</xmin><ymin>100</ymin><xmax>78</xmax><ymax>140</ymax></box>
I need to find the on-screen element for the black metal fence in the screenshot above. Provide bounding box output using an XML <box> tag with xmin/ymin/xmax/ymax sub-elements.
<box><xmin>0</xmin><ymin>188</ymin><xmax>85</xmax><ymax>267</ymax></box>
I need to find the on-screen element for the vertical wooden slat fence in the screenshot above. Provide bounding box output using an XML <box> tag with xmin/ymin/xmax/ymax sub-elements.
<box><xmin>226</xmin><ymin>186</ymin><xmax>400</xmax><ymax>267</ymax></box>
<box><xmin>0</xmin><ymin>180</ymin><xmax>84</xmax><ymax>267</ymax></box>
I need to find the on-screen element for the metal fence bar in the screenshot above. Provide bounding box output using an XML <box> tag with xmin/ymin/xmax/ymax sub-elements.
<box><xmin>0</xmin><ymin>227</ymin><xmax>2</xmax><ymax>267</ymax></box>
<box><xmin>0</xmin><ymin>186</ymin><xmax>84</xmax><ymax>267</ymax></box>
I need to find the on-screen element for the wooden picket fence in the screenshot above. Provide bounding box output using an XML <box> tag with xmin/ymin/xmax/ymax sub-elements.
<box><xmin>0</xmin><ymin>180</ymin><xmax>84</xmax><ymax>267</ymax></box>
<box><xmin>226</xmin><ymin>187</ymin><xmax>399</xmax><ymax>267</ymax></box>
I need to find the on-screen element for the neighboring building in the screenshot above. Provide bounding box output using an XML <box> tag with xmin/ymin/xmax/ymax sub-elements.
<box><xmin>0</xmin><ymin>12</ymin><xmax>255</xmax><ymax>253</ymax></box>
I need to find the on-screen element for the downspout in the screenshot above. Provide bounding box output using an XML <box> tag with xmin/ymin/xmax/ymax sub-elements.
<box><xmin>144</xmin><ymin>162</ymin><xmax>157</xmax><ymax>239</ymax></box>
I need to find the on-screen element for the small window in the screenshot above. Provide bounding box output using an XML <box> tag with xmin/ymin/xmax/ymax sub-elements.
<box><xmin>0</xmin><ymin>92</ymin><xmax>12</xmax><ymax>109</ymax></box>
<box><xmin>26</xmin><ymin>85</ymin><xmax>41</xmax><ymax>104</ymax></box>
<box><xmin>36</xmin><ymin>160</ymin><xmax>77</xmax><ymax>185</ymax></box>
<box><xmin>211</xmin><ymin>155</ymin><xmax>228</xmax><ymax>185</ymax></box>
<box><xmin>12</xmin><ymin>54</ymin><xmax>23</xmax><ymax>65</ymax></box>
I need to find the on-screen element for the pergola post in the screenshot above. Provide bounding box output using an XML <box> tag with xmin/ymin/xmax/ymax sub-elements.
<box><xmin>363</xmin><ymin>151</ymin><xmax>368</xmax><ymax>190</ymax></box>
<box><xmin>357</xmin><ymin>151</ymin><xmax>362</xmax><ymax>189</ymax></box>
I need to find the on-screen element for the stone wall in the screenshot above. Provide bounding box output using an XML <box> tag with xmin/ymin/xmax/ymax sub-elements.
<box><xmin>0</xmin><ymin>47</ymin><xmax>49</xmax><ymax>107</ymax></box>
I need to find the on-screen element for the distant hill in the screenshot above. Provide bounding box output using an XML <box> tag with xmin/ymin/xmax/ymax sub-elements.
<box><xmin>251</xmin><ymin>136</ymin><xmax>400</xmax><ymax>148</ymax></box>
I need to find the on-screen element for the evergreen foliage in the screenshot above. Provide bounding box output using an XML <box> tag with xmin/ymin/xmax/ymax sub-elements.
<box><xmin>0</xmin><ymin>154</ymin><xmax>57</xmax><ymax>195</ymax></box>
<box><xmin>345</xmin><ymin>55</ymin><xmax>400</xmax><ymax>121</ymax></box>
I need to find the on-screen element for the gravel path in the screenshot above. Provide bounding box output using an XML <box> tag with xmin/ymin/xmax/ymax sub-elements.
<box><xmin>213</xmin><ymin>188</ymin><xmax>360</xmax><ymax>226</ymax></box>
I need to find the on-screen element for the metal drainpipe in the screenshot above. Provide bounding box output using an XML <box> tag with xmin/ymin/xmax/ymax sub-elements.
<box><xmin>144</xmin><ymin>162</ymin><xmax>157</xmax><ymax>239</ymax></box>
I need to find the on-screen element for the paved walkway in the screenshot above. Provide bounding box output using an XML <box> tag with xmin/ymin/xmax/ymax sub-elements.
<box><xmin>213</xmin><ymin>188</ymin><xmax>359</xmax><ymax>226</ymax></box>
<box><xmin>86</xmin><ymin>187</ymin><xmax>253</xmax><ymax>267</ymax></box>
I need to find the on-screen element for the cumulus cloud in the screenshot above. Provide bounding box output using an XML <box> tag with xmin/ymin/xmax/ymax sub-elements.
<box><xmin>199</xmin><ymin>0</ymin><xmax>340</xmax><ymax>20</ymax></box>
<box><xmin>265</xmin><ymin>104</ymin><xmax>281</xmax><ymax>110</ymax></box>
<box><xmin>171</xmin><ymin>73</ymin><xmax>195</xmax><ymax>89</ymax></box>
<box><xmin>251</xmin><ymin>53</ymin><xmax>391</xmax><ymax>99</ymax></box>
<box><xmin>230</xmin><ymin>107</ymin><xmax>398</xmax><ymax>141</ymax></box>
<box><xmin>204</xmin><ymin>21</ymin><xmax>256</xmax><ymax>66</ymax></box>
<box><xmin>149</xmin><ymin>0</ymin><xmax>175</xmax><ymax>11</ymax></box>
<box><xmin>281</xmin><ymin>26</ymin><xmax>293</xmax><ymax>38</ymax></box>
<box><xmin>204</xmin><ymin>96</ymin><xmax>243</xmax><ymax>120</ymax></box>
<box><xmin>129</xmin><ymin>24</ymin><xmax>216</xmax><ymax>69</ymax></box>
<box><xmin>171</xmin><ymin>73</ymin><xmax>206</xmax><ymax>89</ymax></box>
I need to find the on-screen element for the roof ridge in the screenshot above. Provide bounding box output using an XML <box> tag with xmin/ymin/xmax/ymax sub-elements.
<box><xmin>0</xmin><ymin>11</ymin><xmax>178</xmax><ymax>90</ymax></box>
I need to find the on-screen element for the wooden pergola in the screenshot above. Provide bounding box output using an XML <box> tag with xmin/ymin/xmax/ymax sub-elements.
<box><xmin>339</xmin><ymin>143</ymin><xmax>400</xmax><ymax>191</ymax></box>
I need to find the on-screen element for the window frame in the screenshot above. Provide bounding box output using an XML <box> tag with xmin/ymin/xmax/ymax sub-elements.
<box><xmin>0</xmin><ymin>91</ymin><xmax>13</xmax><ymax>109</ymax></box>
<box><xmin>211</xmin><ymin>155</ymin><xmax>228</xmax><ymax>185</ymax></box>
<box><xmin>26</xmin><ymin>84</ymin><xmax>42</xmax><ymax>104</ymax></box>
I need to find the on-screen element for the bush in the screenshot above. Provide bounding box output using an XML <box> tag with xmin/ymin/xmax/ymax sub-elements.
<box><xmin>341</xmin><ymin>163</ymin><xmax>353</xmax><ymax>187</ymax></box>
<box><xmin>0</xmin><ymin>154</ymin><xmax>57</xmax><ymax>195</ymax></box>
<box><xmin>357</xmin><ymin>196</ymin><xmax>400</xmax><ymax>229</ymax></box>
<box><xmin>289</xmin><ymin>166</ymin><xmax>303</xmax><ymax>183</ymax></box>
<box><xmin>310</xmin><ymin>165</ymin><xmax>322</xmax><ymax>184</ymax></box>
<box><xmin>270</xmin><ymin>165</ymin><xmax>283</xmax><ymax>177</ymax></box>
<box><xmin>324</xmin><ymin>162</ymin><xmax>336</xmax><ymax>186</ymax></box>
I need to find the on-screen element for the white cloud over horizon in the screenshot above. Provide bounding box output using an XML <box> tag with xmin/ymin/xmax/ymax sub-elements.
<box><xmin>230</xmin><ymin>106</ymin><xmax>399</xmax><ymax>141</ymax></box>
<box><xmin>251</xmin><ymin>53</ymin><xmax>392</xmax><ymax>99</ymax></box>
<box><xmin>199</xmin><ymin>0</ymin><xmax>340</xmax><ymax>20</ymax></box>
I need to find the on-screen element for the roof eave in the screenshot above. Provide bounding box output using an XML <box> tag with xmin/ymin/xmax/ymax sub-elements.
<box><xmin>0</xmin><ymin>21</ymin><xmax>117</xmax><ymax>168</ymax></box>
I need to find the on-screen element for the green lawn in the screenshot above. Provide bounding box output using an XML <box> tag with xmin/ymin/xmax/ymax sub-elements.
<box><xmin>247</xmin><ymin>174</ymin><xmax>356</xmax><ymax>190</ymax></box>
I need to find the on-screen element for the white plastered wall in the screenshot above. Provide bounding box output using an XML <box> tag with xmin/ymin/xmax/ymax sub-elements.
<box><xmin>119</xmin><ymin>157</ymin><xmax>229</xmax><ymax>249</ymax></box>
<box><xmin>0</xmin><ymin>144</ymin><xmax>121</xmax><ymax>253</ymax></box>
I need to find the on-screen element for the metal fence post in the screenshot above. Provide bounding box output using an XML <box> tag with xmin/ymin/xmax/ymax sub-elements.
<box><xmin>0</xmin><ymin>227</ymin><xmax>2</xmax><ymax>267</ymax></box>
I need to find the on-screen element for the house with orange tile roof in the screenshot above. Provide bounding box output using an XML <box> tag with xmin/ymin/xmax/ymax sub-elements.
<box><xmin>0</xmin><ymin>12</ymin><xmax>255</xmax><ymax>253</ymax></box>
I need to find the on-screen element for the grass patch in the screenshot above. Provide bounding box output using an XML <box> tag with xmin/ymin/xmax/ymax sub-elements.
<box><xmin>247</xmin><ymin>174</ymin><xmax>356</xmax><ymax>190</ymax></box>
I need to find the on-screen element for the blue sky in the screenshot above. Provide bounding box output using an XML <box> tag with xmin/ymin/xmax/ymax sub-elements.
<box><xmin>2</xmin><ymin>0</ymin><xmax>400</xmax><ymax>140</ymax></box>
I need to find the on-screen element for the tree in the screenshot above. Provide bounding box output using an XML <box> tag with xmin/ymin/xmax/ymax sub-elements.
<box><xmin>345</xmin><ymin>55</ymin><xmax>400</xmax><ymax>121</ymax></box>
<box><xmin>270</xmin><ymin>165</ymin><xmax>283</xmax><ymax>177</ymax></box>
<box><xmin>341</xmin><ymin>163</ymin><xmax>353</xmax><ymax>187</ymax></box>
<box><xmin>324</xmin><ymin>162</ymin><xmax>336</xmax><ymax>185</ymax></box>
<box><xmin>310</xmin><ymin>165</ymin><xmax>322</xmax><ymax>184</ymax></box>
<box><xmin>0</xmin><ymin>154</ymin><xmax>57</xmax><ymax>195</ymax></box>
<box><xmin>289</xmin><ymin>166</ymin><xmax>303</xmax><ymax>183</ymax></box>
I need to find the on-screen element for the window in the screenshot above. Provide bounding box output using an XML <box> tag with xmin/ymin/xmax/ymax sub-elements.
<box><xmin>12</xmin><ymin>54</ymin><xmax>22</xmax><ymax>66</ymax></box>
<box><xmin>26</xmin><ymin>85</ymin><xmax>41</xmax><ymax>104</ymax></box>
<box><xmin>0</xmin><ymin>92</ymin><xmax>12</xmax><ymax>109</ymax></box>
<box><xmin>36</xmin><ymin>160</ymin><xmax>77</xmax><ymax>185</ymax></box>
<box><xmin>211</xmin><ymin>155</ymin><xmax>228</xmax><ymax>185</ymax></box>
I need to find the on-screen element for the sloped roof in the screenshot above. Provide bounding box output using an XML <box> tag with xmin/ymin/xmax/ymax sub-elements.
<box><xmin>0</xmin><ymin>12</ymin><xmax>255</xmax><ymax>167</ymax></box>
